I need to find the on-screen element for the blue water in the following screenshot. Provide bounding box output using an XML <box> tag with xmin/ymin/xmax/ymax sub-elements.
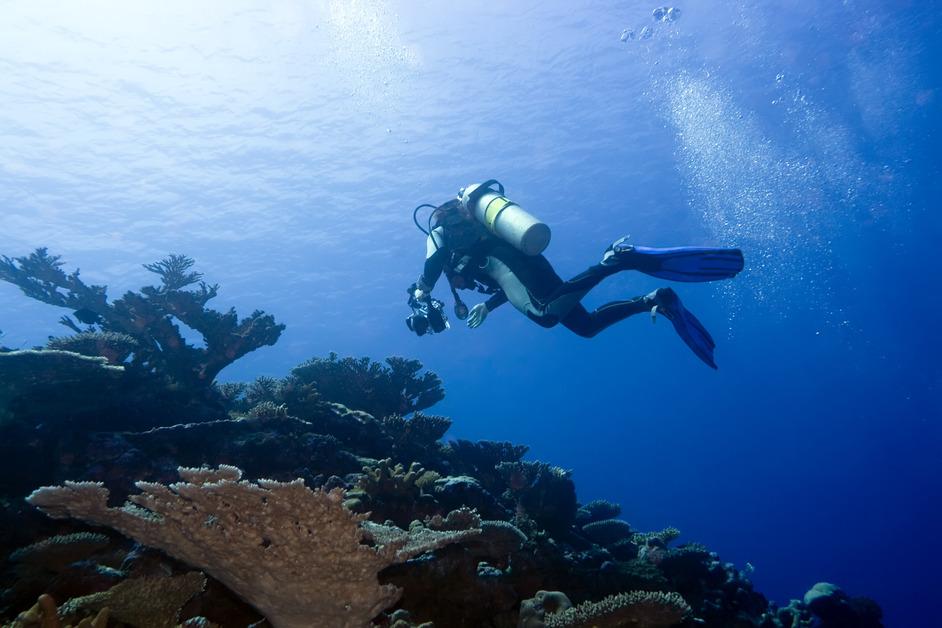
<box><xmin>1</xmin><ymin>1</ymin><xmax>939</xmax><ymax>624</ymax></box>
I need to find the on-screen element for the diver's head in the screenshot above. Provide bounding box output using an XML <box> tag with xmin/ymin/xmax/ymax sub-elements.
<box><xmin>430</xmin><ymin>199</ymin><xmax>471</xmax><ymax>230</ymax></box>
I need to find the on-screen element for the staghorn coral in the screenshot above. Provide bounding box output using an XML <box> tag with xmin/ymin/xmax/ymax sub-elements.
<box><xmin>543</xmin><ymin>590</ymin><xmax>691</xmax><ymax>628</ymax></box>
<box><xmin>58</xmin><ymin>573</ymin><xmax>206</xmax><ymax>628</ymax></box>
<box><xmin>0</xmin><ymin>249</ymin><xmax>284</xmax><ymax>395</ymax></box>
<box><xmin>25</xmin><ymin>465</ymin><xmax>472</xmax><ymax>628</ymax></box>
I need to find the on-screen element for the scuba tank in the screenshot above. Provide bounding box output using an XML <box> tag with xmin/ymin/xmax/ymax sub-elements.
<box><xmin>458</xmin><ymin>180</ymin><xmax>551</xmax><ymax>256</ymax></box>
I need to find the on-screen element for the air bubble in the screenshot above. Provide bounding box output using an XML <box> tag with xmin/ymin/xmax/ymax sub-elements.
<box><xmin>653</xmin><ymin>7</ymin><xmax>681</xmax><ymax>22</ymax></box>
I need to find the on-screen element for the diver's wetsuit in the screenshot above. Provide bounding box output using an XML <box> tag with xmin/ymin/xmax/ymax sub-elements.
<box><xmin>417</xmin><ymin>227</ymin><xmax>652</xmax><ymax>337</ymax></box>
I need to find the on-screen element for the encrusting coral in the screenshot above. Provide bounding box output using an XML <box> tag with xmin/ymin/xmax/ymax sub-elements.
<box><xmin>25</xmin><ymin>465</ymin><xmax>476</xmax><ymax>628</ymax></box>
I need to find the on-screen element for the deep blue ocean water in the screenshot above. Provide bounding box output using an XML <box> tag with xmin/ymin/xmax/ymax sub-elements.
<box><xmin>1</xmin><ymin>1</ymin><xmax>939</xmax><ymax>624</ymax></box>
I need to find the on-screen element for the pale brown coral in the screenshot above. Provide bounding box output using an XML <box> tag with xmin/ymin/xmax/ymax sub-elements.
<box><xmin>632</xmin><ymin>527</ymin><xmax>682</xmax><ymax>547</ymax></box>
<box><xmin>58</xmin><ymin>573</ymin><xmax>206</xmax><ymax>628</ymax></box>
<box><xmin>10</xmin><ymin>533</ymin><xmax>111</xmax><ymax>572</ymax></box>
<box><xmin>26</xmin><ymin>465</ymin><xmax>474</xmax><ymax>628</ymax></box>
<box><xmin>10</xmin><ymin>594</ymin><xmax>108</xmax><ymax>628</ymax></box>
<box><xmin>360</xmin><ymin>519</ymin><xmax>481</xmax><ymax>560</ymax></box>
<box><xmin>519</xmin><ymin>590</ymin><xmax>573</xmax><ymax>628</ymax></box>
<box><xmin>543</xmin><ymin>590</ymin><xmax>691</xmax><ymax>628</ymax></box>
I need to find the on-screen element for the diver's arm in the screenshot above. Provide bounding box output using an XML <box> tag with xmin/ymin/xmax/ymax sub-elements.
<box><xmin>484</xmin><ymin>290</ymin><xmax>508</xmax><ymax>311</ymax></box>
<box><xmin>416</xmin><ymin>228</ymin><xmax>447</xmax><ymax>294</ymax></box>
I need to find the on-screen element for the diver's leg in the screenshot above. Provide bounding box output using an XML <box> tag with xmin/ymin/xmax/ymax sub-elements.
<box><xmin>537</xmin><ymin>263</ymin><xmax>621</xmax><ymax>320</ymax></box>
<box><xmin>560</xmin><ymin>296</ymin><xmax>652</xmax><ymax>338</ymax></box>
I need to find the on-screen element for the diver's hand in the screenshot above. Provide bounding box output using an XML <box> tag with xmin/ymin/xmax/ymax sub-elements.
<box><xmin>467</xmin><ymin>303</ymin><xmax>489</xmax><ymax>328</ymax></box>
<box><xmin>412</xmin><ymin>287</ymin><xmax>426</xmax><ymax>301</ymax></box>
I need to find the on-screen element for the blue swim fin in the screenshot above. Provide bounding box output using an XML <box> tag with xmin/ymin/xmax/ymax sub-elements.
<box><xmin>650</xmin><ymin>287</ymin><xmax>717</xmax><ymax>369</ymax></box>
<box><xmin>604</xmin><ymin>238</ymin><xmax>744</xmax><ymax>282</ymax></box>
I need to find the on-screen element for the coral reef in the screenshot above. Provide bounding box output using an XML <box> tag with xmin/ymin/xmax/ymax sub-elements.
<box><xmin>26</xmin><ymin>465</ymin><xmax>475</xmax><ymax>628</ymax></box>
<box><xmin>543</xmin><ymin>590</ymin><xmax>691</xmax><ymax>628</ymax></box>
<box><xmin>0</xmin><ymin>265</ymin><xmax>885</xmax><ymax>628</ymax></box>
<box><xmin>288</xmin><ymin>353</ymin><xmax>445</xmax><ymax>419</ymax></box>
<box><xmin>0</xmin><ymin>249</ymin><xmax>284</xmax><ymax>398</ymax></box>
<box><xmin>57</xmin><ymin>573</ymin><xmax>206</xmax><ymax>627</ymax></box>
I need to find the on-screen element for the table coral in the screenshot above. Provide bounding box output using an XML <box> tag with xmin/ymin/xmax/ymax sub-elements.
<box><xmin>543</xmin><ymin>590</ymin><xmax>691</xmax><ymax>628</ymax></box>
<box><xmin>25</xmin><ymin>465</ymin><xmax>474</xmax><ymax>628</ymax></box>
<box><xmin>58</xmin><ymin>573</ymin><xmax>206</xmax><ymax>628</ymax></box>
<box><xmin>289</xmin><ymin>353</ymin><xmax>444</xmax><ymax>419</ymax></box>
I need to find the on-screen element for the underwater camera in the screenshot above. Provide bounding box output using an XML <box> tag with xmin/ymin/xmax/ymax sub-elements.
<box><xmin>406</xmin><ymin>290</ymin><xmax>449</xmax><ymax>336</ymax></box>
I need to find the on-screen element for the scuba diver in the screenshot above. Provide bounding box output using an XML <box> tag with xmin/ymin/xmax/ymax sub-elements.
<box><xmin>406</xmin><ymin>181</ymin><xmax>744</xmax><ymax>369</ymax></box>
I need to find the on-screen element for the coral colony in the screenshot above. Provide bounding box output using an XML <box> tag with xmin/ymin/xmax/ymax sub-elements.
<box><xmin>0</xmin><ymin>250</ymin><xmax>882</xmax><ymax>627</ymax></box>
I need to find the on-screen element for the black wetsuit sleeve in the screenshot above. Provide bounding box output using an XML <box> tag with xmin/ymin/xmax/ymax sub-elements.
<box><xmin>485</xmin><ymin>290</ymin><xmax>508</xmax><ymax>311</ymax></box>
<box><xmin>417</xmin><ymin>230</ymin><xmax>448</xmax><ymax>292</ymax></box>
<box><xmin>419</xmin><ymin>248</ymin><xmax>446</xmax><ymax>291</ymax></box>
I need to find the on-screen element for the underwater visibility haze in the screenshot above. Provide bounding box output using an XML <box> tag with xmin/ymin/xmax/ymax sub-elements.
<box><xmin>0</xmin><ymin>1</ymin><xmax>940</xmax><ymax>626</ymax></box>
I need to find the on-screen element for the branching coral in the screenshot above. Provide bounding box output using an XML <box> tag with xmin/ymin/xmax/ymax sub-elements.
<box><xmin>25</xmin><ymin>465</ymin><xmax>473</xmax><ymax>628</ymax></box>
<box><xmin>496</xmin><ymin>462</ymin><xmax>577</xmax><ymax>536</ymax></box>
<box><xmin>345</xmin><ymin>459</ymin><xmax>441</xmax><ymax>526</ymax></box>
<box><xmin>632</xmin><ymin>527</ymin><xmax>681</xmax><ymax>548</ymax></box>
<box><xmin>0</xmin><ymin>249</ymin><xmax>284</xmax><ymax>393</ymax></box>
<box><xmin>290</xmin><ymin>353</ymin><xmax>444</xmax><ymax>419</ymax></box>
<box><xmin>444</xmin><ymin>439</ymin><xmax>529</xmax><ymax>493</ymax></box>
<box><xmin>543</xmin><ymin>591</ymin><xmax>691</xmax><ymax>628</ymax></box>
<box><xmin>381</xmin><ymin>412</ymin><xmax>452</xmax><ymax>459</ymax></box>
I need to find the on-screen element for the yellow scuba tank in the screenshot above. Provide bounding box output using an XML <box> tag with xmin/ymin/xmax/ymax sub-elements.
<box><xmin>458</xmin><ymin>180</ymin><xmax>551</xmax><ymax>256</ymax></box>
